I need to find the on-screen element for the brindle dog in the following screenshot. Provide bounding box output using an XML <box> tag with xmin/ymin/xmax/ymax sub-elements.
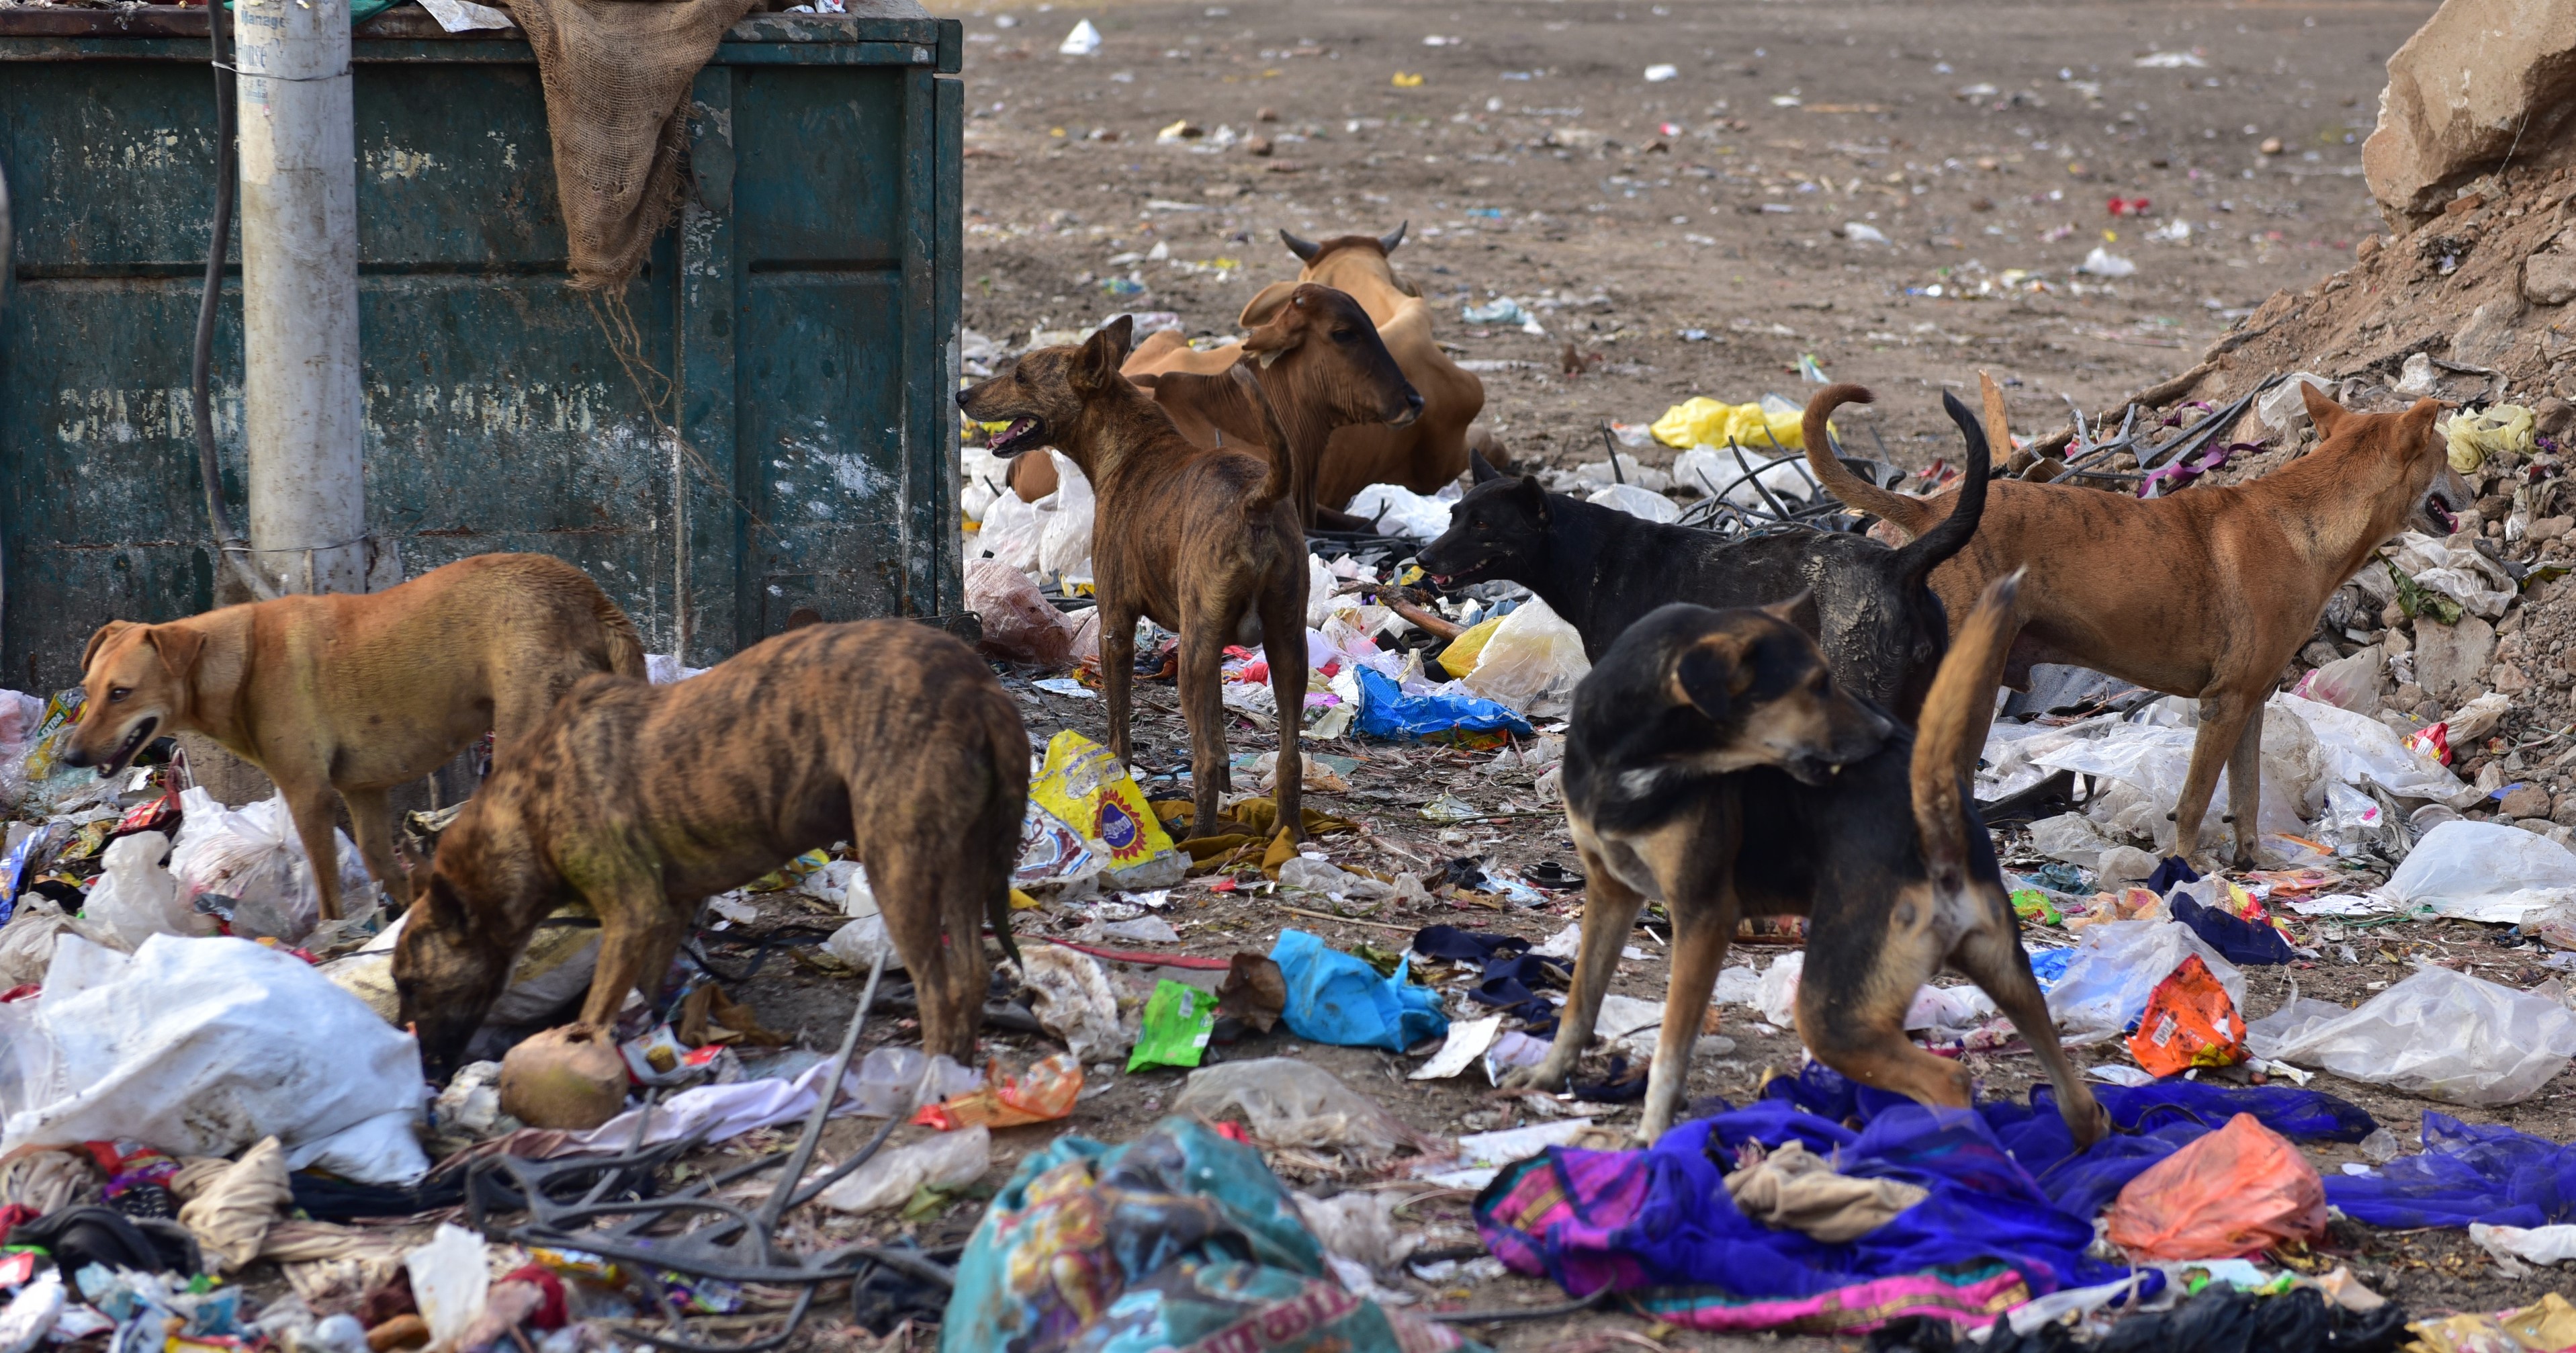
<box><xmin>392</xmin><ymin>621</ymin><xmax>1026</xmax><ymax>1080</ymax></box>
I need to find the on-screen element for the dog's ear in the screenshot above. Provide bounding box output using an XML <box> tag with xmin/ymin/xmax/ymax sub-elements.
<box><xmin>1762</xmin><ymin>590</ymin><xmax>1822</xmax><ymax>641</ymax></box>
<box><xmin>1512</xmin><ymin>474</ymin><xmax>1551</xmax><ymax>525</ymax></box>
<box><xmin>2301</xmin><ymin>379</ymin><xmax>2351</xmax><ymax>436</ymax></box>
<box><xmin>80</xmin><ymin>621</ymin><xmax>136</xmax><ymax>676</ymax></box>
<box><xmin>1674</xmin><ymin>634</ymin><xmax>1754</xmax><ymax>724</ymax></box>
<box><xmin>1072</xmin><ymin>316</ymin><xmax>1135</xmax><ymax>393</ymax></box>
<box><xmin>146</xmin><ymin>625</ymin><xmax>206</xmax><ymax>679</ymax></box>
<box><xmin>1470</xmin><ymin>449</ymin><xmax>1503</xmax><ymax>484</ymax></box>
<box><xmin>1239</xmin><ymin>280</ymin><xmax>1298</xmax><ymax>329</ymax></box>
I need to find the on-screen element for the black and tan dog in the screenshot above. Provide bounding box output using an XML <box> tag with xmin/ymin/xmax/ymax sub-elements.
<box><xmin>392</xmin><ymin>621</ymin><xmax>1026</xmax><ymax>1080</ymax></box>
<box><xmin>1417</xmin><ymin>388</ymin><xmax>1987</xmax><ymax>721</ymax></box>
<box><xmin>1509</xmin><ymin>572</ymin><xmax>2107</xmax><ymax>1147</ymax></box>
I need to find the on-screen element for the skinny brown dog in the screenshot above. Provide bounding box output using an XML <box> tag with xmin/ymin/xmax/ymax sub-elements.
<box><xmin>67</xmin><ymin>554</ymin><xmax>644</xmax><ymax>918</ymax></box>
<box><xmin>959</xmin><ymin>316</ymin><xmax>1310</xmax><ymax>841</ymax></box>
<box><xmin>1802</xmin><ymin>380</ymin><xmax>2471</xmax><ymax>865</ymax></box>
<box><xmin>392</xmin><ymin>621</ymin><xmax>1027</xmax><ymax>1080</ymax></box>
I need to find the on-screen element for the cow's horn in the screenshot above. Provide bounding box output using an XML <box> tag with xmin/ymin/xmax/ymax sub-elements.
<box><xmin>1280</xmin><ymin>229</ymin><xmax>1321</xmax><ymax>263</ymax></box>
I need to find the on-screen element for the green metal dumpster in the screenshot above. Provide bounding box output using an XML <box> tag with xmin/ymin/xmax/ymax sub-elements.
<box><xmin>0</xmin><ymin>2</ymin><xmax>964</xmax><ymax>691</ymax></box>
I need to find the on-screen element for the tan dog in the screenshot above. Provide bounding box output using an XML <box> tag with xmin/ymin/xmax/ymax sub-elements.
<box><xmin>1012</xmin><ymin>224</ymin><xmax>1484</xmax><ymax>515</ymax></box>
<box><xmin>68</xmin><ymin>554</ymin><xmax>644</xmax><ymax>918</ymax></box>
<box><xmin>1802</xmin><ymin>378</ymin><xmax>2472</xmax><ymax>865</ymax></box>
<box><xmin>392</xmin><ymin>621</ymin><xmax>1026</xmax><ymax>1080</ymax></box>
<box><xmin>959</xmin><ymin>317</ymin><xmax>1311</xmax><ymax>844</ymax></box>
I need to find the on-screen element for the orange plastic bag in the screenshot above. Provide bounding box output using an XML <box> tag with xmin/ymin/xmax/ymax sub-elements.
<box><xmin>2126</xmin><ymin>954</ymin><xmax>2246</xmax><ymax>1077</ymax></box>
<box><xmin>912</xmin><ymin>1052</ymin><xmax>1083</xmax><ymax>1130</ymax></box>
<box><xmin>2104</xmin><ymin>1112</ymin><xmax>2326</xmax><ymax>1259</ymax></box>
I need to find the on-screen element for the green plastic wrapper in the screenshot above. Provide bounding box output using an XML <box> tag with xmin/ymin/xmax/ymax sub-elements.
<box><xmin>1127</xmin><ymin>979</ymin><xmax>1216</xmax><ymax>1072</ymax></box>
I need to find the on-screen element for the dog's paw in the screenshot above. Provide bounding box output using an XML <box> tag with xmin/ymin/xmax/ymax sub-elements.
<box><xmin>1498</xmin><ymin>1062</ymin><xmax>1570</xmax><ymax>1094</ymax></box>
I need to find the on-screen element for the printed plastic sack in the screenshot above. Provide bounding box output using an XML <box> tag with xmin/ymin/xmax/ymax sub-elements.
<box><xmin>1460</xmin><ymin>598</ymin><xmax>1591</xmax><ymax>719</ymax></box>
<box><xmin>2045</xmin><ymin>920</ymin><xmax>2245</xmax><ymax>1039</ymax></box>
<box><xmin>2127</xmin><ymin>955</ymin><xmax>2246</xmax><ymax>1077</ymax></box>
<box><xmin>2379</xmin><ymin>820</ymin><xmax>2576</xmax><ymax>924</ymax></box>
<box><xmin>2104</xmin><ymin>1112</ymin><xmax>2325</xmax><ymax>1259</ymax></box>
<box><xmin>2250</xmin><ymin>963</ymin><xmax>2576</xmax><ymax>1106</ymax></box>
<box><xmin>14</xmin><ymin>688</ymin><xmax>100</xmax><ymax>814</ymax></box>
<box><xmin>1029</xmin><ymin>730</ymin><xmax>1183</xmax><ymax>888</ymax></box>
<box><xmin>1127</xmin><ymin>979</ymin><xmax>1216</xmax><ymax>1072</ymax></box>
<box><xmin>912</xmin><ymin>1053</ymin><xmax>1082</xmax><ymax>1131</ymax></box>
<box><xmin>1272</xmin><ymin>928</ymin><xmax>1447</xmax><ymax>1052</ymax></box>
<box><xmin>965</xmin><ymin>558</ymin><xmax>1076</xmax><ymax>667</ymax></box>
<box><xmin>169</xmin><ymin>788</ymin><xmax>373</xmax><ymax>945</ymax></box>
<box><xmin>2</xmin><ymin>934</ymin><xmax>431</xmax><ymax>1184</ymax></box>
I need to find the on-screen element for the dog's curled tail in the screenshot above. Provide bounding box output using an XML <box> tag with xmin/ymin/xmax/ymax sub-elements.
<box><xmin>1801</xmin><ymin>384</ymin><xmax>1934</xmax><ymax>536</ymax></box>
<box><xmin>1888</xmin><ymin>390</ymin><xmax>1993</xmax><ymax>590</ymax></box>
<box><xmin>1910</xmin><ymin>568</ymin><xmax>2023</xmax><ymax>889</ymax></box>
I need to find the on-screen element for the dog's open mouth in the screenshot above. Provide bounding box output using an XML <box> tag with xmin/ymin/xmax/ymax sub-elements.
<box><xmin>987</xmin><ymin>416</ymin><xmax>1046</xmax><ymax>457</ymax></box>
<box><xmin>2422</xmin><ymin>489</ymin><xmax>2461</xmax><ymax>536</ymax></box>
<box><xmin>1421</xmin><ymin>557</ymin><xmax>1489</xmax><ymax>588</ymax></box>
<box><xmin>101</xmin><ymin>716</ymin><xmax>157</xmax><ymax>775</ymax></box>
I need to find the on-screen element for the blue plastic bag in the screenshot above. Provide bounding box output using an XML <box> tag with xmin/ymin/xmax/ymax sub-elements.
<box><xmin>1353</xmin><ymin>668</ymin><xmax>1531</xmax><ymax>742</ymax></box>
<box><xmin>1272</xmin><ymin>928</ymin><xmax>1448</xmax><ymax>1051</ymax></box>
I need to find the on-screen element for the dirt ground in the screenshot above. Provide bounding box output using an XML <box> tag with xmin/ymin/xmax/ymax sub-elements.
<box><xmin>720</xmin><ymin>0</ymin><xmax>2576</xmax><ymax>1348</ymax></box>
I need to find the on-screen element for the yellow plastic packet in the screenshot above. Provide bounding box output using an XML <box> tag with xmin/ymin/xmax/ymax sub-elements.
<box><xmin>1650</xmin><ymin>396</ymin><xmax>1809</xmax><ymax>451</ymax></box>
<box><xmin>1030</xmin><ymin>730</ymin><xmax>1181</xmax><ymax>884</ymax></box>
<box><xmin>1437</xmin><ymin>615</ymin><xmax>1505</xmax><ymax>679</ymax></box>
<box><xmin>2439</xmin><ymin>403</ymin><xmax>2534</xmax><ymax>474</ymax></box>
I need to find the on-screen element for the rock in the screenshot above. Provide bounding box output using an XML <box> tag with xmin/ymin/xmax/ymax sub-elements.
<box><xmin>2385</xmin><ymin>626</ymin><xmax>2412</xmax><ymax>657</ymax></box>
<box><xmin>2414</xmin><ymin>613</ymin><xmax>2497</xmax><ymax>704</ymax></box>
<box><xmin>2358</xmin><ymin>234</ymin><xmax>2384</xmax><ymax>261</ymax></box>
<box><xmin>2300</xmin><ymin>639</ymin><xmax>2343</xmax><ymax>668</ymax></box>
<box><xmin>2503</xmin><ymin>783</ymin><xmax>2553</xmax><ymax>818</ymax></box>
<box><xmin>2515</xmin><ymin>817</ymin><xmax>2556</xmax><ymax>835</ymax></box>
<box><xmin>2393</xmin><ymin>681</ymin><xmax>2428</xmax><ymax>709</ymax></box>
<box><xmin>2538</xmin><ymin>397</ymin><xmax>2576</xmax><ymax>440</ymax></box>
<box><xmin>2495</xmin><ymin>662</ymin><xmax>2533</xmax><ymax>695</ymax></box>
<box><xmin>2455</xmin><ymin>300</ymin><xmax>2528</xmax><ymax>367</ymax></box>
<box><xmin>2528</xmin><ymin>230</ymin><xmax>2576</xmax><ymax>306</ymax></box>
<box><xmin>2530</xmin><ymin>514</ymin><xmax>2576</xmax><ymax>543</ymax></box>
<box><xmin>2552</xmin><ymin>793</ymin><xmax>2576</xmax><ymax>829</ymax></box>
<box><xmin>2362</xmin><ymin>0</ymin><xmax>2576</xmax><ymax>226</ymax></box>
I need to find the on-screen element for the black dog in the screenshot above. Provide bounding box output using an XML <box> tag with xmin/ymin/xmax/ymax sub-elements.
<box><xmin>1416</xmin><ymin>386</ymin><xmax>1986</xmax><ymax>719</ymax></box>
<box><xmin>1511</xmin><ymin>572</ymin><xmax>2106</xmax><ymax>1146</ymax></box>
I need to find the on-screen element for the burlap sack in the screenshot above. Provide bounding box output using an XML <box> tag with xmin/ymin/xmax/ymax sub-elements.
<box><xmin>500</xmin><ymin>0</ymin><xmax>764</xmax><ymax>290</ymax></box>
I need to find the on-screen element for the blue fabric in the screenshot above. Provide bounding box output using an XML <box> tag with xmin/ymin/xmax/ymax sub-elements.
<box><xmin>1353</xmin><ymin>667</ymin><xmax>1531</xmax><ymax>740</ymax></box>
<box><xmin>1270</xmin><ymin>928</ymin><xmax>1448</xmax><ymax>1051</ymax></box>
<box><xmin>2170</xmin><ymin>896</ymin><xmax>2298</xmax><ymax>965</ymax></box>
<box><xmin>2325</xmin><ymin>1112</ymin><xmax>2576</xmax><ymax>1229</ymax></box>
<box><xmin>2144</xmin><ymin>856</ymin><xmax>2201</xmax><ymax>896</ymax></box>
<box><xmin>2027</xmin><ymin>948</ymin><xmax>2074</xmax><ymax>992</ymax></box>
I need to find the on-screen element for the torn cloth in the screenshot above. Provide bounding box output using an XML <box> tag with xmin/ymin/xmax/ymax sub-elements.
<box><xmin>1724</xmin><ymin>1141</ymin><xmax>1929</xmax><ymax>1243</ymax></box>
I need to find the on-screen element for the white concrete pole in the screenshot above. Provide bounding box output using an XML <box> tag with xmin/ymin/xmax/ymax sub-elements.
<box><xmin>235</xmin><ymin>0</ymin><xmax>366</xmax><ymax>595</ymax></box>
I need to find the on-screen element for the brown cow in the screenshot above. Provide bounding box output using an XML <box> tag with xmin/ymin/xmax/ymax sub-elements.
<box><xmin>1006</xmin><ymin>224</ymin><xmax>1485</xmax><ymax>518</ymax></box>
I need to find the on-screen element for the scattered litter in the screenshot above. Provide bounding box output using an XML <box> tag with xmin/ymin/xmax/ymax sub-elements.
<box><xmin>1272</xmin><ymin>928</ymin><xmax>1448</xmax><ymax>1050</ymax></box>
<box><xmin>2249</xmin><ymin>963</ymin><xmax>2576</xmax><ymax>1105</ymax></box>
<box><xmin>2077</xmin><ymin>246</ymin><xmax>2137</xmax><ymax>277</ymax></box>
<box><xmin>1172</xmin><ymin>1057</ymin><xmax>1413</xmax><ymax>1160</ymax></box>
<box><xmin>818</xmin><ymin>1125</ymin><xmax>991</xmax><ymax>1213</ymax></box>
<box><xmin>1057</xmin><ymin>17</ymin><xmax>1100</xmax><ymax>54</ymax></box>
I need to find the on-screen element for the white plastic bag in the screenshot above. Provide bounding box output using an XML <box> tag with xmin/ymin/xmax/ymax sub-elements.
<box><xmin>405</xmin><ymin>1225</ymin><xmax>490</xmax><ymax>1352</ymax></box>
<box><xmin>2259</xmin><ymin>373</ymin><xmax>2338</xmax><ymax>432</ymax></box>
<box><xmin>1015</xmin><ymin>945</ymin><xmax>1129</xmax><ymax>1063</ymax></box>
<box><xmin>1036</xmin><ymin>451</ymin><xmax>1096</xmax><ymax>588</ymax></box>
<box><xmin>1756</xmin><ymin>951</ymin><xmax>1804</xmax><ymax>1027</ymax></box>
<box><xmin>959</xmin><ymin>446</ymin><xmax>1016</xmax><ymax>524</ymax></box>
<box><xmin>1172</xmin><ymin>1058</ymin><xmax>1410</xmax><ymax>1160</ymax></box>
<box><xmin>2030</xmin><ymin>813</ymin><xmax>2112</xmax><ymax>870</ymax></box>
<box><xmin>2252</xmin><ymin>963</ymin><xmax>2576</xmax><ymax>1105</ymax></box>
<box><xmin>975</xmin><ymin>487</ymin><xmax>1046</xmax><ymax>573</ymax></box>
<box><xmin>83</xmin><ymin>831</ymin><xmax>206</xmax><ymax>951</ymax></box>
<box><xmin>2378</xmin><ymin>820</ymin><xmax>2576</xmax><ymax>923</ymax></box>
<box><xmin>1585</xmin><ymin>482</ymin><xmax>1681</xmax><ymax>523</ymax></box>
<box><xmin>824</xmin><ymin>914</ymin><xmax>903</xmax><ymax>973</ymax></box>
<box><xmin>2032</xmin><ymin>720</ymin><xmax>2311</xmax><ymax>847</ymax></box>
<box><xmin>2044</xmin><ymin>920</ymin><xmax>2244</xmax><ymax>1039</ymax></box>
<box><xmin>965</xmin><ymin>558</ymin><xmax>1077</xmax><ymax>667</ymax></box>
<box><xmin>844</xmin><ymin>1046</ymin><xmax>983</xmax><ymax>1118</ymax></box>
<box><xmin>169</xmin><ymin>789</ymin><xmax>373</xmax><ymax>945</ymax></box>
<box><xmin>3</xmin><ymin>934</ymin><xmax>431</xmax><ymax>1183</ymax></box>
<box><xmin>1343</xmin><ymin>483</ymin><xmax>1458</xmax><ymax>541</ymax></box>
<box><xmin>2280</xmin><ymin>693</ymin><xmax>2463</xmax><ymax>801</ymax></box>
<box><xmin>0</xmin><ymin>896</ymin><xmax>89</xmax><ymax>987</ymax></box>
<box><xmin>1461</xmin><ymin>599</ymin><xmax>1591</xmax><ymax>719</ymax></box>
<box><xmin>2292</xmin><ymin>647</ymin><xmax>2383</xmax><ymax>715</ymax></box>
<box><xmin>1673</xmin><ymin>446</ymin><xmax>1812</xmax><ymax>508</ymax></box>
<box><xmin>818</xmin><ymin>1125</ymin><xmax>991</xmax><ymax>1213</ymax></box>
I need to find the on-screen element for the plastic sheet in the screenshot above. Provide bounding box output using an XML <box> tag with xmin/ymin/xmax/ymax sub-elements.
<box><xmin>1353</xmin><ymin>666</ymin><xmax>1531</xmax><ymax>741</ymax></box>
<box><xmin>1458</xmin><ymin>597</ymin><xmax>1591</xmax><ymax>719</ymax></box>
<box><xmin>1272</xmin><ymin>928</ymin><xmax>1447</xmax><ymax>1050</ymax></box>
<box><xmin>1586</xmin><ymin>482</ymin><xmax>1682</xmax><ymax>523</ymax></box>
<box><xmin>2103</xmin><ymin>1113</ymin><xmax>2325</xmax><ymax>1259</ymax></box>
<box><xmin>1</xmin><ymin>935</ymin><xmax>429</xmax><ymax>1184</ymax></box>
<box><xmin>1650</xmin><ymin>396</ymin><xmax>1809</xmax><ymax>451</ymax></box>
<box><xmin>2251</xmin><ymin>963</ymin><xmax>2576</xmax><ymax>1106</ymax></box>
<box><xmin>818</xmin><ymin>1125</ymin><xmax>991</xmax><ymax>1214</ymax></box>
<box><xmin>1035</xmin><ymin>450</ymin><xmax>1095</xmax><ymax>588</ymax></box>
<box><xmin>2282</xmin><ymin>693</ymin><xmax>2464</xmax><ymax>800</ymax></box>
<box><xmin>2044</xmin><ymin>920</ymin><xmax>2245</xmax><ymax>1039</ymax></box>
<box><xmin>2378</xmin><ymin>820</ymin><xmax>2576</xmax><ymax>923</ymax></box>
<box><xmin>2325</xmin><ymin>1112</ymin><xmax>2576</xmax><ymax>1229</ymax></box>
<box><xmin>404</xmin><ymin>1225</ymin><xmax>490</xmax><ymax>1351</ymax></box>
<box><xmin>1170</xmin><ymin>1058</ymin><xmax>1411</xmax><ymax>1160</ymax></box>
<box><xmin>1344</xmin><ymin>482</ymin><xmax>1458</xmax><ymax>540</ymax></box>
<box><xmin>2290</xmin><ymin>646</ymin><xmax>2383</xmax><ymax>715</ymax></box>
